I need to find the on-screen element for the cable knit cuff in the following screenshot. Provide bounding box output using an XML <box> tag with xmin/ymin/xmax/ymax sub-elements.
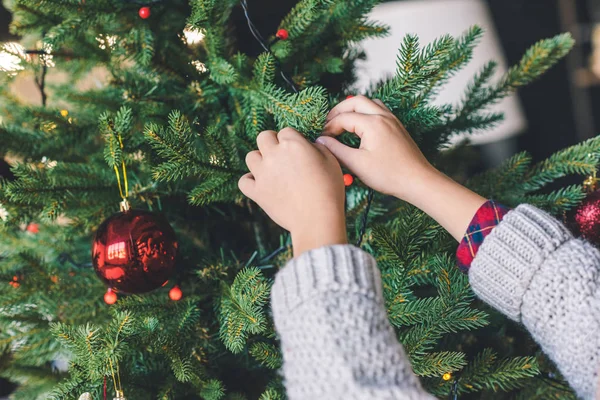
<box><xmin>271</xmin><ymin>245</ymin><xmax>383</xmax><ymax>319</ymax></box>
<box><xmin>469</xmin><ymin>204</ymin><xmax>573</xmax><ymax>321</ymax></box>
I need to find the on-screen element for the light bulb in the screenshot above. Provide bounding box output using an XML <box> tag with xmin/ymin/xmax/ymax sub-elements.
<box><xmin>183</xmin><ymin>26</ymin><xmax>205</xmax><ymax>45</ymax></box>
<box><xmin>0</xmin><ymin>42</ymin><xmax>28</xmax><ymax>75</ymax></box>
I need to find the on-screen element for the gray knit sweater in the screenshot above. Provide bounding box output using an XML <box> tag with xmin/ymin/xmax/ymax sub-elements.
<box><xmin>271</xmin><ymin>205</ymin><xmax>600</xmax><ymax>399</ymax></box>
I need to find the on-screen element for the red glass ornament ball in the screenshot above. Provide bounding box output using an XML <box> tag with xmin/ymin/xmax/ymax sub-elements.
<box><xmin>276</xmin><ymin>29</ymin><xmax>289</xmax><ymax>40</ymax></box>
<box><xmin>169</xmin><ymin>285</ymin><xmax>183</xmax><ymax>301</ymax></box>
<box><xmin>26</xmin><ymin>223</ymin><xmax>39</xmax><ymax>234</ymax></box>
<box><xmin>573</xmin><ymin>189</ymin><xmax>600</xmax><ymax>246</ymax></box>
<box><xmin>92</xmin><ymin>209</ymin><xmax>178</xmax><ymax>294</ymax></box>
<box><xmin>104</xmin><ymin>288</ymin><xmax>117</xmax><ymax>305</ymax></box>
<box><xmin>343</xmin><ymin>173</ymin><xmax>354</xmax><ymax>187</ymax></box>
<box><xmin>138</xmin><ymin>6</ymin><xmax>151</xmax><ymax>19</ymax></box>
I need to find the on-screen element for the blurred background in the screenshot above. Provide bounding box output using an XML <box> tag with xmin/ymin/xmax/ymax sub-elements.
<box><xmin>2</xmin><ymin>0</ymin><xmax>600</xmax><ymax>165</ymax></box>
<box><xmin>0</xmin><ymin>0</ymin><xmax>599</xmax><ymax>395</ymax></box>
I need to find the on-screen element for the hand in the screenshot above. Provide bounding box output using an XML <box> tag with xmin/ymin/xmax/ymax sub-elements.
<box><xmin>315</xmin><ymin>95</ymin><xmax>434</xmax><ymax>204</ymax></box>
<box><xmin>316</xmin><ymin>96</ymin><xmax>486</xmax><ymax>241</ymax></box>
<box><xmin>239</xmin><ymin>128</ymin><xmax>348</xmax><ymax>256</ymax></box>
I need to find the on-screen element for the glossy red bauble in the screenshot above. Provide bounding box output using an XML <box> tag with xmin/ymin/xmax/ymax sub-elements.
<box><xmin>276</xmin><ymin>29</ymin><xmax>289</xmax><ymax>40</ymax></box>
<box><xmin>343</xmin><ymin>173</ymin><xmax>354</xmax><ymax>187</ymax></box>
<box><xmin>26</xmin><ymin>223</ymin><xmax>39</xmax><ymax>234</ymax></box>
<box><xmin>104</xmin><ymin>288</ymin><xmax>117</xmax><ymax>305</ymax></box>
<box><xmin>169</xmin><ymin>285</ymin><xmax>183</xmax><ymax>301</ymax></box>
<box><xmin>92</xmin><ymin>209</ymin><xmax>178</xmax><ymax>294</ymax></box>
<box><xmin>572</xmin><ymin>189</ymin><xmax>600</xmax><ymax>247</ymax></box>
<box><xmin>138</xmin><ymin>6</ymin><xmax>151</xmax><ymax>19</ymax></box>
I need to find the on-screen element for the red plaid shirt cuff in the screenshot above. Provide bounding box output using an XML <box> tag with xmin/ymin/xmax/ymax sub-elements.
<box><xmin>456</xmin><ymin>200</ymin><xmax>510</xmax><ymax>273</ymax></box>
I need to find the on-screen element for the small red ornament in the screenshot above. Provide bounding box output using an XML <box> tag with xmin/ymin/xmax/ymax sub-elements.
<box><xmin>104</xmin><ymin>288</ymin><xmax>117</xmax><ymax>305</ymax></box>
<box><xmin>572</xmin><ymin>189</ymin><xmax>600</xmax><ymax>247</ymax></box>
<box><xmin>276</xmin><ymin>29</ymin><xmax>289</xmax><ymax>40</ymax></box>
<box><xmin>138</xmin><ymin>6</ymin><xmax>151</xmax><ymax>19</ymax></box>
<box><xmin>9</xmin><ymin>275</ymin><xmax>19</xmax><ymax>288</ymax></box>
<box><xmin>26</xmin><ymin>223</ymin><xmax>39</xmax><ymax>234</ymax></box>
<box><xmin>346</xmin><ymin>95</ymin><xmax>354</xmax><ymax>100</ymax></box>
<box><xmin>92</xmin><ymin>209</ymin><xmax>178</xmax><ymax>294</ymax></box>
<box><xmin>343</xmin><ymin>174</ymin><xmax>354</xmax><ymax>187</ymax></box>
<box><xmin>169</xmin><ymin>285</ymin><xmax>183</xmax><ymax>301</ymax></box>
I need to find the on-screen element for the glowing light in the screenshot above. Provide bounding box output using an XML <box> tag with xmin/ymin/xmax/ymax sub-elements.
<box><xmin>209</xmin><ymin>154</ymin><xmax>218</xmax><ymax>165</ymax></box>
<box><xmin>0</xmin><ymin>42</ymin><xmax>28</xmax><ymax>75</ymax></box>
<box><xmin>442</xmin><ymin>373</ymin><xmax>452</xmax><ymax>381</ymax></box>
<box><xmin>183</xmin><ymin>26</ymin><xmax>205</xmax><ymax>45</ymax></box>
<box><xmin>41</xmin><ymin>156</ymin><xmax>57</xmax><ymax>169</ymax></box>
<box><xmin>40</xmin><ymin>42</ymin><xmax>55</xmax><ymax>67</ymax></box>
<box><xmin>96</xmin><ymin>34</ymin><xmax>118</xmax><ymax>50</ymax></box>
<box><xmin>191</xmin><ymin>60</ymin><xmax>208</xmax><ymax>73</ymax></box>
<box><xmin>0</xmin><ymin>202</ymin><xmax>8</xmax><ymax>221</ymax></box>
<box><xmin>107</xmin><ymin>241</ymin><xmax>127</xmax><ymax>260</ymax></box>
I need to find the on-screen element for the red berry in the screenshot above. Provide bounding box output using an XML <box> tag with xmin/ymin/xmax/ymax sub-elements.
<box><xmin>138</xmin><ymin>6</ymin><xmax>151</xmax><ymax>19</ymax></box>
<box><xmin>343</xmin><ymin>174</ymin><xmax>354</xmax><ymax>187</ymax></box>
<box><xmin>104</xmin><ymin>288</ymin><xmax>117</xmax><ymax>305</ymax></box>
<box><xmin>169</xmin><ymin>285</ymin><xmax>183</xmax><ymax>301</ymax></box>
<box><xmin>276</xmin><ymin>29</ymin><xmax>289</xmax><ymax>40</ymax></box>
<box><xmin>26</xmin><ymin>223</ymin><xmax>39</xmax><ymax>234</ymax></box>
<box><xmin>346</xmin><ymin>95</ymin><xmax>354</xmax><ymax>100</ymax></box>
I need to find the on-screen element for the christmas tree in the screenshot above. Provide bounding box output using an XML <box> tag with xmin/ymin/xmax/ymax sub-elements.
<box><xmin>0</xmin><ymin>0</ymin><xmax>595</xmax><ymax>399</ymax></box>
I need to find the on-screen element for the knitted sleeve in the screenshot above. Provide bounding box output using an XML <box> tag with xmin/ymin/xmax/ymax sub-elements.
<box><xmin>469</xmin><ymin>204</ymin><xmax>600</xmax><ymax>400</ymax></box>
<box><xmin>271</xmin><ymin>245</ymin><xmax>435</xmax><ymax>400</ymax></box>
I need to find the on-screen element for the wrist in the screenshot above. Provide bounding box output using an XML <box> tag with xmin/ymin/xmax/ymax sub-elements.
<box><xmin>395</xmin><ymin>167</ymin><xmax>486</xmax><ymax>241</ymax></box>
<box><xmin>291</xmin><ymin>218</ymin><xmax>347</xmax><ymax>257</ymax></box>
<box><xmin>392</xmin><ymin>165</ymin><xmax>444</xmax><ymax>206</ymax></box>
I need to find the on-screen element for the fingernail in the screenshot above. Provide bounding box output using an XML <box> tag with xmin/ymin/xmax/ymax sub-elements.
<box><xmin>315</xmin><ymin>137</ymin><xmax>326</xmax><ymax>145</ymax></box>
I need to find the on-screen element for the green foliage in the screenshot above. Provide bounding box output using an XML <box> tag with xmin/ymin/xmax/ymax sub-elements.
<box><xmin>250</xmin><ymin>342</ymin><xmax>283</xmax><ymax>370</ymax></box>
<box><xmin>469</xmin><ymin>137</ymin><xmax>600</xmax><ymax>213</ymax></box>
<box><xmin>200</xmin><ymin>379</ymin><xmax>226</xmax><ymax>400</ymax></box>
<box><xmin>260</xmin><ymin>84</ymin><xmax>329</xmax><ymax>138</ymax></box>
<box><xmin>0</xmin><ymin>0</ymin><xmax>585</xmax><ymax>398</ymax></box>
<box><xmin>218</xmin><ymin>267</ymin><xmax>270</xmax><ymax>354</ymax></box>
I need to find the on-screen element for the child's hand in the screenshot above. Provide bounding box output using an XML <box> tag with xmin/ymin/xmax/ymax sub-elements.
<box><xmin>316</xmin><ymin>96</ymin><xmax>486</xmax><ymax>241</ymax></box>
<box><xmin>239</xmin><ymin>128</ymin><xmax>347</xmax><ymax>256</ymax></box>
<box><xmin>315</xmin><ymin>95</ymin><xmax>434</xmax><ymax>205</ymax></box>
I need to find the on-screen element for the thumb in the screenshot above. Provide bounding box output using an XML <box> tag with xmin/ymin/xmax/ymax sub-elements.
<box><xmin>315</xmin><ymin>136</ymin><xmax>362</xmax><ymax>171</ymax></box>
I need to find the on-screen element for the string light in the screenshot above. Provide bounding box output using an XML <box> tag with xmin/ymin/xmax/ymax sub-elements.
<box><xmin>0</xmin><ymin>42</ymin><xmax>29</xmax><ymax>75</ymax></box>
<box><xmin>96</xmin><ymin>34</ymin><xmax>118</xmax><ymax>50</ymax></box>
<box><xmin>182</xmin><ymin>25</ymin><xmax>205</xmax><ymax>45</ymax></box>
<box><xmin>39</xmin><ymin>42</ymin><xmax>55</xmax><ymax>67</ymax></box>
<box><xmin>41</xmin><ymin>156</ymin><xmax>58</xmax><ymax>169</ymax></box>
<box><xmin>0</xmin><ymin>202</ymin><xmax>9</xmax><ymax>222</ymax></box>
<box><xmin>442</xmin><ymin>372</ymin><xmax>452</xmax><ymax>381</ymax></box>
<box><xmin>191</xmin><ymin>60</ymin><xmax>208</xmax><ymax>73</ymax></box>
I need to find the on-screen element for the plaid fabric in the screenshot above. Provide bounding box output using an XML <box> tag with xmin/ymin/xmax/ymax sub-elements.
<box><xmin>456</xmin><ymin>200</ymin><xmax>510</xmax><ymax>273</ymax></box>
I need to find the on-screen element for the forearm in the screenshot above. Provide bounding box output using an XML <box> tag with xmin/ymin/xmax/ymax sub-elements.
<box><xmin>290</xmin><ymin>217</ymin><xmax>347</xmax><ymax>257</ymax></box>
<box><xmin>271</xmin><ymin>245</ymin><xmax>435</xmax><ymax>400</ymax></box>
<box><xmin>470</xmin><ymin>205</ymin><xmax>600</xmax><ymax>400</ymax></box>
<box><xmin>402</xmin><ymin>168</ymin><xmax>486</xmax><ymax>242</ymax></box>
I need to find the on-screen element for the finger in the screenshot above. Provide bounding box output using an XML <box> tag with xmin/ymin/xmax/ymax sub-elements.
<box><xmin>245</xmin><ymin>150</ymin><xmax>262</xmax><ymax>172</ymax></box>
<box><xmin>277</xmin><ymin>127</ymin><xmax>303</xmax><ymax>141</ymax></box>
<box><xmin>327</xmin><ymin>95</ymin><xmax>388</xmax><ymax>121</ymax></box>
<box><xmin>315</xmin><ymin>136</ymin><xmax>363</xmax><ymax>171</ymax></box>
<box><xmin>322</xmin><ymin>112</ymin><xmax>382</xmax><ymax>138</ymax></box>
<box><xmin>238</xmin><ymin>173</ymin><xmax>256</xmax><ymax>199</ymax></box>
<box><xmin>372</xmin><ymin>99</ymin><xmax>391</xmax><ymax>112</ymax></box>
<box><xmin>256</xmin><ymin>130</ymin><xmax>278</xmax><ymax>152</ymax></box>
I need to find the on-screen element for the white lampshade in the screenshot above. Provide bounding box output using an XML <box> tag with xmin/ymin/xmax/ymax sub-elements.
<box><xmin>355</xmin><ymin>0</ymin><xmax>527</xmax><ymax>145</ymax></box>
